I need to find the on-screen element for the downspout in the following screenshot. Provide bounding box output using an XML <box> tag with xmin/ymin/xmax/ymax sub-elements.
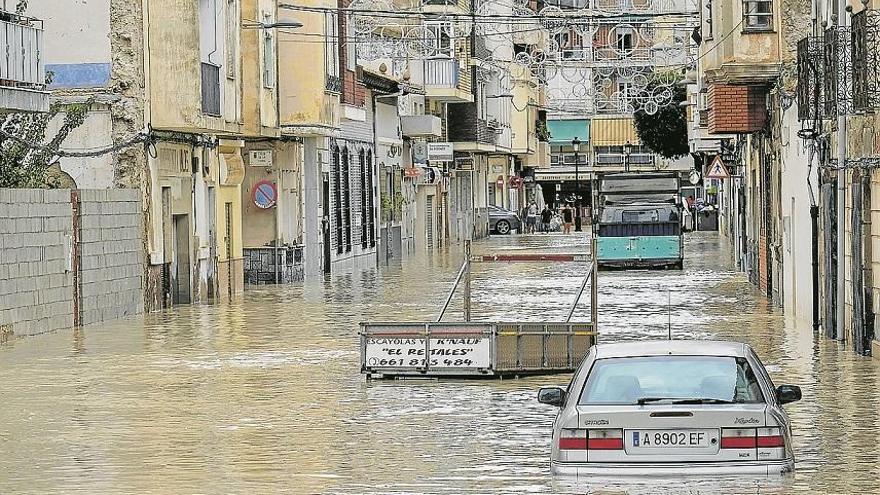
<box><xmin>835</xmin><ymin>7</ymin><xmax>847</xmax><ymax>341</ymax></box>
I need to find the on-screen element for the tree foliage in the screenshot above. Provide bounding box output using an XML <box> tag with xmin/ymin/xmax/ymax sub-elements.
<box><xmin>0</xmin><ymin>2</ymin><xmax>90</xmax><ymax>188</ymax></box>
<box><xmin>633</xmin><ymin>77</ymin><xmax>689</xmax><ymax>159</ymax></box>
<box><xmin>0</xmin><ymin>103</ymin><xmax>90</xmax><ymax>188</ymax></box>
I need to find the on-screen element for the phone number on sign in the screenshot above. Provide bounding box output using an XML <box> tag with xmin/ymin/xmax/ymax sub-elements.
<box><xmin>367</xmin><ymin>358</ymin><xmax>475</xmax><ymax>367</ymax></box>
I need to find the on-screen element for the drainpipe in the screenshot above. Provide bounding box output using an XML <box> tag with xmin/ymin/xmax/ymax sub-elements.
<box><xmin>812</xmin><ymin>204</ymin><xmax>820</xmax><ymax>334</ymax></box>
<box><xmin>835</xmin><ymin>10</ymin><xmax>847</xmax><ymax>341</ymax></box>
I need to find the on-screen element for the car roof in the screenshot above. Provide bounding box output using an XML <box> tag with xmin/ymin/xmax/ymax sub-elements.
<box><xmin>593</xmin><ymin>340</ymin><xmax>749</xmax><ymax>359</ymax></box>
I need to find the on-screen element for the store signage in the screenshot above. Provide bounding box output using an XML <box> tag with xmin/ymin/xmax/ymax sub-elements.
<box><xmin>427</xmin><ymin>142</ymin><xmax>454</xmax><ymax>162</ymax></box>
<box><xmin>364</xmin><ymin>337</ymin><xmax>491</xmax><ymax>369</ymax></box>
<box><xmin>455</xmin><ymin>157</ymin><xmax>474</xmax><ymax>171</ymax></box>
<box><xmin>249</xmin><ymin>150</ymin><xmax>273</xmax><ymax>167</ymax></box>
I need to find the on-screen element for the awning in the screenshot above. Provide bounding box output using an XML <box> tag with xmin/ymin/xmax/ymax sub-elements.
<box><xmin>590</xmin><ymin>117</ymin><xmax>639</xmax><ymax>146</ymax></box>
<box><xmin>548</xmin><ymin>119</ymin><xmax>590</xmax><ymax>145</ymax></box>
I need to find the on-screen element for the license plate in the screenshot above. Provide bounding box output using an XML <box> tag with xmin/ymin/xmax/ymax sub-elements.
<box><xmin>626</xmin><ymin>429</ymin><xmax>719</xmax><ymax>454</ymax></box>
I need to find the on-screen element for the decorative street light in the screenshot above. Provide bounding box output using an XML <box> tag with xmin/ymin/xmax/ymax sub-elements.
<box><xmin>572</xmin><ymin>136</ymin><xmax>582</xmax><ymax>232</ymax></box>
<box><xmin>623</xmin><ymin>140</ymin><xmax>633</xmax><ymax>172</ymax></box>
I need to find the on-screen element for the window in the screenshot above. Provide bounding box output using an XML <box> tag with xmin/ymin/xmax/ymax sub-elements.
<box><xmin>579</xmin><ymin>356</ymin><xmax>766</xmax><ymax>405</ymax></box>
<box><xmin>262</xmin><ymin>13</ymin><xmax>275</xmax><ymax>88</ymax></box>
<box><xmin>426</xmin><ymin>22</ymin><xmax>454</xmax><ymax>58</ymax></box>
<box><xmin>478</xmin><ymin>83</ymin><xmax>488</xmax><ymax>120</ymax></box>
<box><xmin>555</xmin><ymin>30</ymin><xmax>587</xmax><ymax>59</ymax></box>
<box><xmin>704</xmin><ymin>0</ymin><xmax>714</xmax><ymax>39</ymax></box>
<box><xmin>616</xmin><ymin>29</ymin><xmax>633</xmax><ymax>54</ymax></box>
<box><xmin>616</xmin><ymin>81</ymin><xmax>633</xmax><ymax>111</ymax></box>
<box><xmin>743</xmin><ymin>0</ymin><xmax>772</xmax><ymax>30</ymax></box>
<box><xmin>226</xmin><ymin>0</ymin><xmax>238</xmax><ymax>78</ymax></box>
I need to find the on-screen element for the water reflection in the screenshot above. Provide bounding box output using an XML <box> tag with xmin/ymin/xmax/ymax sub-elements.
<box><xmin>0</xmin><ymin>233</ymin><xmax>878</xmax><ymax>494</ymax></box>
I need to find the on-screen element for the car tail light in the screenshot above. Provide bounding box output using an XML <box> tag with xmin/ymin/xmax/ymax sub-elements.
<box><xmin>559</xmin><ymin>428</ymin><xmax>587</xmax><ymax>450</ymax></box>
<box><xmin>757</xmin><ymin>427</ymin><xmax>785</xmax><ymax>447</ymax></box>
<box><xmin>757</xmin><ymin>427</ymin><xmax>787</xmax><ymax>460</ymax></box>
<box><xmin>559</xmin><ymin>428</ymin><xmax>624</xmax><ymax>450</ymax></box>
<box><xmin>721</xmin><ymin>427</ymin><xmax>787</xmax><ymax>459</ymax></box>
<box><xmin>587</xmin><ymin>429</ymin><xmax>624</xmax><ymax>450</ymax></box>
<box><xmin>720</xmin><ymin>428</ymin><xmax>757</xmax><ymax>449</ymax></box>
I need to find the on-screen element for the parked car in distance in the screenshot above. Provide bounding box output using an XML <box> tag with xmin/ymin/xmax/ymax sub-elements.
<box><xmin>538</xmin><ymin>340</ymin><xmax>801</xmax><ymax>476</ymax></box>
<box><xmin>488</xmin><ymin>205</ymin><xmax>521</xmax><ymax>235</ymax></box>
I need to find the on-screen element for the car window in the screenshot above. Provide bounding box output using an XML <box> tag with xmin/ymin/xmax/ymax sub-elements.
<box><xmin>578</xmin><ymin>356</ymin><xmax>765</xmax><ymax>405</ymax></box>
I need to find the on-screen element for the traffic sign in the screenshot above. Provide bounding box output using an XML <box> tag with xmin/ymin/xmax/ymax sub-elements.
<box><xmin>705</xmin><ymin>156</ymin><xmax>731</xmax><ymax>179</ymax></box>
<box><xmin>252</xmin><ymin>179</ymin><xmax>277</xmax><ymax>209</ymax></box>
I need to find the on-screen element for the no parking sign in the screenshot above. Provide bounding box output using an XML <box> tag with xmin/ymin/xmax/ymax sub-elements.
<box><xmin>252</xmin><ymin>179</ymin><xmax>277</xmax><ymax>209</ymax></box>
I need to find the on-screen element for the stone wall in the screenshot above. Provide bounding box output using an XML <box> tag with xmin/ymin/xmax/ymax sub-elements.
<box><xmin>0</xmin><ymin>188</ymin><xmax>144</xmax><ymax>338</ymax></box>
<box><xmin>0</xmin><ymin>190</ymin><xmax>75</xmax><ymax>337</ymax></box>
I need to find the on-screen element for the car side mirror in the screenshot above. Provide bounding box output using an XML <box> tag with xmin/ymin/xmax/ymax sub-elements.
<box><xmin>538</xmin><ymin>387</ymin><xmax>566</xmax><ymax>407</ymax></box>
<box><xmin>776</xmin><ymin>385</ymin><xmax>802</xmax><ymax>405</ymax></box>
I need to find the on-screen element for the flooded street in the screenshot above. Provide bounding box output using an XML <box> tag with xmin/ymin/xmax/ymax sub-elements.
<box><xmin>2</xmin><ymin>232</ymin><xmax>879</xmax><ymax>494</ymax></box>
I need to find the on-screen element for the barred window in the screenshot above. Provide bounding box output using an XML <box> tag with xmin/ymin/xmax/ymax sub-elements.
<box><xmin>743</xmin><ymin>0</ymin><xmax>772</xmax><ymax>30</ymax></box>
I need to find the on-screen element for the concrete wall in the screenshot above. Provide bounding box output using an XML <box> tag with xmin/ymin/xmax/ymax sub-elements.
<box><xmin>0</xmin><ymin>190</ymin><xmax>74</xmax><ymax>337</ymax></box>
<box><xmin>35</xmin><ymin>0</ymin><xmax>112</xmax><ymax>89</ymax></box>
<box><xmin>0</xmin><ymin>189</ymin><xmax>143</xmax><ymax>337</ymax></box>
<box><xmin>79</xmin><ymin>189</ymin><xmax>144</xmax><ymax>325</ymax></box>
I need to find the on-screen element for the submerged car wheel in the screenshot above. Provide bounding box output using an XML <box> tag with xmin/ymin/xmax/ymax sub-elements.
<box><xmin>495</xmin><ymin>220</ymin><xmax>511</xmax><ymax>235</ymax></box>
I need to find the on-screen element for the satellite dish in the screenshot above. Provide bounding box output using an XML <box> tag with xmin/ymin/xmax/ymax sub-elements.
<box><xmin>688</xmin><ymin>169</ymin><xmax>701</xmax><ymax>185</ymax></box>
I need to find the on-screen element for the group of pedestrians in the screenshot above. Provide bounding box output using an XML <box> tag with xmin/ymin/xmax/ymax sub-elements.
<box><xmin>521</xmin><ymin>202</ymin><xmax>578</xmax><ymax>234</ymax></box>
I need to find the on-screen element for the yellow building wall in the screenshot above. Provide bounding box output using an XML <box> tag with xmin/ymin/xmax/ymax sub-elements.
<box><xmin>241</xmin><ymin>0</ymin><xmax>279</xmax><ymax>136</ymax></box>
<box><xmin>147</xmin><ymin>0</ymin><xmax>242</xmax><ymax>134</ymax></box>
<box><xmin>278</xmin><ymin>0</ymin><xmax>338</xmax><ymax>127</ymax></box>
<box><xmin>510</xmin><ymin>64</ymin><xmax>536</xmax><ymax>155</ymax></box>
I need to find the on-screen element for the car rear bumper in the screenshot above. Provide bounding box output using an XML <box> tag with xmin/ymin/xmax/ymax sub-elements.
<box><xmin>551</xmin><ymin>459</ymin><xmax>794</xmax><ymax>476</ymax></box>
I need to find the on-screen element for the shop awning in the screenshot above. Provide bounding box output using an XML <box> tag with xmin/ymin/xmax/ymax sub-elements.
<box><xmin>548</xmin><ymin>119</ymin><xmax>590</xmax><ymax>145</ymax></box>
<box><xmin>590</xmin><ymin>117</ymin><xmax>639</xmax><ymax>147</ymax></box>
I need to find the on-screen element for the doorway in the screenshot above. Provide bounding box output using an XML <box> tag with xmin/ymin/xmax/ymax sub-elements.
<box><xmin>322</xmin><ymin>177</ymin><xmax>332</xmax><ymax>274</ymax></box>
<box><xmin>171</xmin><ymin>214</ymin><xmax>192</xmax><ymax>304</ymax></box>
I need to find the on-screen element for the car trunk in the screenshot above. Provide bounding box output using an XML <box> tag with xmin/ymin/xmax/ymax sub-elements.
<box><xmin>562</xmin><ymin>404</ymin><xmax>783</xmax><ymax>464</ymax></box>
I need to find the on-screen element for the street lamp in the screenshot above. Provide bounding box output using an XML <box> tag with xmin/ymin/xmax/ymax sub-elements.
<box><xmin>623</xmin><ymin>140</ymin><xmax>633</xmax><ymax>172</ymax></box>
<box><xmin>572</xmin><ymin>137</ymin><xmax>582</xmax><ymax>232</ymax></box>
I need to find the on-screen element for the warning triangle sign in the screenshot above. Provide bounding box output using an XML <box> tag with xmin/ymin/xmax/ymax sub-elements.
<box><xmin>705</xmin><ymin>156</ymin><xmax>731</xmax><ymax>179</ymax></box>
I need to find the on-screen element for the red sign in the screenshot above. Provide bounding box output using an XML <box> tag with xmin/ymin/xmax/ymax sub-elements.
<box><xmin>404</xmin><ymin>167</ymin><xmax>421</xmax><ymax>178</ymax></box>
<box><xmin>496</xmin><ymin>175</ymin><xmax>505</xmax><ymax>187</ymax></box>
<box><xmin>508</xmin><ymin>176</ymin><xmax>523</xmax><ymax>188</ymax></box>
<box><xmin>252</xmin><ymin>179</ymin><xmax>277</xmax><ymax>209</ymax></box>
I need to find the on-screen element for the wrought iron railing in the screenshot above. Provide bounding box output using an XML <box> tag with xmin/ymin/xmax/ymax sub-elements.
<box><xmin>325</xmin><ymin>74</ymin><xmax>342</xmax><ymax>94</ymax></box>
<box><xmin>200</xmin><ymin>62</ymin><xmax>221</xmax><ymax>117</ymax></box>
<box><xmin>796</xmin><ymin>36</ymin><xmax>823</xmax><ymax>122</ymax></box>
<box><xmin>424</xmin><ymin>58</ymin><xmax>460</xmax><ymax>87</ymax></box>
<box><xmin>823</xmin><ymin>25</ymin><xmax>852</xmax><ymax>120</ymax></box>
<box><xmin>852</xmin><ymin>10</ymin><xmax>880</xmax><ymax>112</ymax></box>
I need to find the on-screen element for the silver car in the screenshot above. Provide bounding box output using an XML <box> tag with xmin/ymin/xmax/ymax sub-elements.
<box><xmin>488</xmin><ymin>205</ymin><xmax>521</xmax><ymax>235</ymax></box>
<box><xmin>538</xmin><ymin>340</ymin><xmax>801</xmax><ymax>476</ymax></box>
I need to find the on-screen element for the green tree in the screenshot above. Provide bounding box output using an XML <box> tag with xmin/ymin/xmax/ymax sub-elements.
<box><xmin>633</xmin><ymin>78</ymin><xmax>689</xmax><ymax>159</ymax></box>
<box><xmin>0</xmin><ymin>103</ymin><xmax>89</xmax><ymax>188</ymax></box>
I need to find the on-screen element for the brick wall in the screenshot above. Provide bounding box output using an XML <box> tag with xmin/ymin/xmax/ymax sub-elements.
<box><xmin>78</xmin><ymin>189</ymin><xmax>144</xmax><ymax>325</ymax></box>
<box><xmin>708</xmin><ymin>84</ymin><xmax>769</xmax><ymax>134</ymax></box>
<box><xmin>0</xmin><ymin>188</ymin><xmax>143</xmax><ymax>338</ymax></box>
<box><xmin>339</xmin><ymin>0</ymin><xmax>365</xmax><ymax>107</ymax></box>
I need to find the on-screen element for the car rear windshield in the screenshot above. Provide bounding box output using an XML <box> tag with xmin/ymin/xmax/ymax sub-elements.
<box><xmin>578</xmin><ymin>356</ymin><xmax>765</xmax><ymax>405</ymax></box>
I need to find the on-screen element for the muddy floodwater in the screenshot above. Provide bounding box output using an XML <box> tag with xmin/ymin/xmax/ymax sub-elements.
<box><xmin>2</xmin><ymin>233</ymin><xmax>879</xmax><ymax>494</ymax></box>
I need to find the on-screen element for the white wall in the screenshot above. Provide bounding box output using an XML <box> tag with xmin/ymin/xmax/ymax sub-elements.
<box><xmin>31</xmin><ymin>0</ymin><xmax>111</xmax><ymax>65</ymax></box>
<box><xmin>779</xmin><ymin>102</ymin><xmax>817</xmax><ymax>324</ymax></box>
<box><xmin>48</xmin><ymin>106</ymin><xmax>115</xmax><ymax>189</ymax></box>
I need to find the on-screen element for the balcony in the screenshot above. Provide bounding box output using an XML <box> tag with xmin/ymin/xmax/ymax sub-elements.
<box><xmin>852</xmin><ymin>10</ymin><xmax>880</xmax><ymax>113</ymax></box>
<box><xmin>0</xmin><ymin>12</ymin><xmax>48</xmax><ymax>113</ymax></box>
<box><xmin>424</xmin><ymin>58</ymin><xmax>472</xmax><ymax>102</ymax></box>
<box><xmin>401</xmin><ymin>115</ymin><xmax>442</xmax><ymax>137</ymax></box>
<box><xmin>200</xmin><ymin>62</ymin><xmax>221</xmax><ymax>117</ymax></box>
<box><xmin>796</xmin><ymin>36</ymin><xmax>823</xmax><ymax>122</ymax></box>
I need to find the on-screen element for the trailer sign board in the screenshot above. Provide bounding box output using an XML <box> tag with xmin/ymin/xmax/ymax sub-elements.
<box><xmin>364</xmin><ymin>336</ymin><xmax>491</xmax><ymax>369</ymax></box>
